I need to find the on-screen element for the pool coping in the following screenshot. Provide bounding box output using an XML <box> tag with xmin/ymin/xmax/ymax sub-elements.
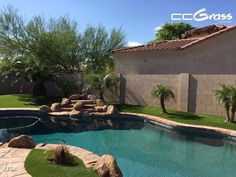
<box><xmin>120</xmin><ymin>112</ymin><xmax>236</xmax><ymax>139</ymax></box>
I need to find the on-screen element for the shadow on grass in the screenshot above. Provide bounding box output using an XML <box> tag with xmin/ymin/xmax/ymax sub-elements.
<box><xmin>15</xmin><ymin>94</ymin><xmax>62</xmax><ymax>106</ymax></box>
<box><xmin>117</xmin><ymin>104</ymin><xmax>201</xmax><ymax>120</ymax></box>
<box><xmin>167</xmin><ymin>112</ymin><xmax>201</xmax><ymax>120</ymax></box>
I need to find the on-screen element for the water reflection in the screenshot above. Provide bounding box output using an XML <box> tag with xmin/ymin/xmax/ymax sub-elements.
<box><xmin>0</xmin><ymin>114</ymin><xmax>235</xmax><ymax>149</ymax></box>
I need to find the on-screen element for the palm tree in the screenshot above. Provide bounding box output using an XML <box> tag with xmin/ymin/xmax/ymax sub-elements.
<box><xmin>85</xmin><ymin>72</ymin><xmax>119</xmax><ymax>100</ymax></box>
<box><xmin>214</xmin><ymin>84</ymin><xmax>236</xmax><ymax>123</ymax></box>
<box><xmin>229</xmin><ymin>86</ymin><xmax>236</xmax><ymax>122</ymax></box>
<box><xmin>214</xmin><ymin>85</ymin><xmax>231</xmax><ymax>122</ymax></box>
<box><xmin>151</xmin><ymin>84</ymin><xmax>175</xmax><ymax>114</ymax></box>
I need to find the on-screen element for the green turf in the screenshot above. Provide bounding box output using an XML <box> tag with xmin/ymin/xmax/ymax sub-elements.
<box><xmin>25</xmin><ymin>149</ymin><xmax>99</xmax><ymax>177</ymax></box>
<box><xmin>117</xmin><ymin>104</ymin><xmax>236</xmax><ymax>131</ymax></box>
<box><xmin>0</xmin><ymin>94</ymin><xmax>61</xmax><ymax>108</ymax></box>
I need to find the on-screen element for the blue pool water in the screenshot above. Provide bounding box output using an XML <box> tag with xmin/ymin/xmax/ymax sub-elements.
<box><xmin>31</xmin><ymin>122</ymin><xmax>236</xmax><ymax>177</ymax></box>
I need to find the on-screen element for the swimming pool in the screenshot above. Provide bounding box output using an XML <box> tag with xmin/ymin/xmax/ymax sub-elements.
<box><xmin>1</xmin><ymin>115</ymin><xmax>236</xmax><ymax>177</ymax></box>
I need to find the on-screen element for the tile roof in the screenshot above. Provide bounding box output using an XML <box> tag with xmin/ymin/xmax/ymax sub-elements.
<box><xmin>113</xmin><ymin>25</ymin><xmax>236</xmax><ymax>54</ymax></box>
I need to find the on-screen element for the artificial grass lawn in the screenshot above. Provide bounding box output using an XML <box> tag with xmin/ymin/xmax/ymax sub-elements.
<box><xmin>25</xmin><ymin>149</ymin><xmax>99</xmax><ymax>177</ymax></box>
<box><xmin>117</xmin><ymin>104</ymin><xmax>236</xmax><ymax>131</ymax></box>
<box><xmin>0</xmin><ymin>94</ymin><xmax>61</xmax><ymax>108</ymax></box>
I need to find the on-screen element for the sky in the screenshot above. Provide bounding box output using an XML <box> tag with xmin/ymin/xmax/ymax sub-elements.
<box><xmin>0</xmin><ymin>0</ymin><xmax>235</xmax><ymax>46</ymax></box>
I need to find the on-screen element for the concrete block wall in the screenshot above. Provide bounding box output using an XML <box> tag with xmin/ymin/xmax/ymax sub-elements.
<box><xmin>120</xmin><ymin>74</ymin><xmax>179</xmax><ymax>109</ymax></box>
<box><xmin>189</xmin><ymin>74</ymin><xmax>236</xmax><ymax>116</ymax></box>
<box><xmin>178</xmin><ymin>73</ymin><xmax>189</xmax><ymax>112</ymax></box>
<box><xmin>120</xmin><ymin>74</ymin><xmax>236</xmax><ymax>116</ymax></box>
<box><xmin>0</xmin><ymin>74</ymin><xmax>82</xmax><ymax>96</ymax></box>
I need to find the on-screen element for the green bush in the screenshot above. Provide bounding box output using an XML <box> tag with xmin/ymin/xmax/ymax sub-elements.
<box><xmin>55</xmin><ymin>79</ymin><xmax>78</xmax><ymax>98</ymax></box>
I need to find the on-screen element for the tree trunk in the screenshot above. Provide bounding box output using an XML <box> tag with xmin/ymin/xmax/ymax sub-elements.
<box><xmin>230</xmin><ymin>107</ymin><xmax>236</xmax><ymax>123</ymax></box>
<box><xmin>99</xmin><ymin>90</ymin><xmax>104</xmax><ymax>100</ymax></box>
<box><xmin>160</xmin><ymin>96</ymin><xmax>167</xmax><ymax>114</ymax></box>
<box><xmin>226</xmin><ymin>107</ymin><xmax>230</xmax><ymax>122</ymax></box>
<box><xmin>32</xmin><ymin>82</ymin><xmax>47</xmax><ymax>97</ymax></box>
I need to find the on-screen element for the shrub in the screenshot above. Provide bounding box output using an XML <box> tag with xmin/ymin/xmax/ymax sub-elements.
<box><xmin>55</xmin><ymin>78</ymin><xmax>78</xmax><ymax>98</ymax></box>
<box><xmin>45</xmin><ymin>145</ymin><xmax>77</xmax><ymax>166</ymax></box>
<box><xmin>85</xmin><ymin>73</ymin><xmax>119</xmax><ymax>100</ymax></box>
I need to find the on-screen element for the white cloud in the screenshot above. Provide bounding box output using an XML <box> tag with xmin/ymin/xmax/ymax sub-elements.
<box><xmin>127</xmin><ymin>41</ymin><xmax>142</xmax><ymax>47</ymax></box>
<box><xmin>154</xmin><ymin>25</ymin><xmax>163</xmax><ymax>33</ymax></box>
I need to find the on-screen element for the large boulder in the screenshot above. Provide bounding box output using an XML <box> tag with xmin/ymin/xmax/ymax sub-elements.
<box><xmin>61</xmin><ymin>98</ymin><xmax>71</xmax><ymax>106</ymax></box>
<box><xmin>39</xmin><ymin>105</ymin><xmax>51</xmax><ymax>113</ymax></box>
<box><xmin>8</xmin><ymin>135</ymin><xmax>36</xmax><ymax>149</ymax></box>
<box><xmin>69</xmin><ymin>94</ymin><xmax>81</xmax><ymax>100</ymax></box>
<box><xmin>94</xmin><ymin>155</ymin><xmax>123</xmax><ymax>177</ymax></box>
<box><xmin>51</xmin><ymin>103</ymin><xmax>61</xmax><ymax>112</ymax></box>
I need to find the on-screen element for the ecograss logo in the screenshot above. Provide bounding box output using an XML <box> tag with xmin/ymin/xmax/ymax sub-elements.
<box><xmin>171</xmin><ymin>8</ymin><xmax>233</xmax><ymax>22</ymax></box>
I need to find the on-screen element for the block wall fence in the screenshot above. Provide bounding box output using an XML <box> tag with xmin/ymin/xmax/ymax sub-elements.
<box><xmin>119</xmin><ymin>74</ymin><xmax>236</xmax><ymax>116</ymax></box>
<box><xmin>0</xmin><ymin>73</ymin><xmax>118</xmax><ymax>103</ymax></box>
<box><xmin>0</xmin><ymin>74</ymin><xmax>83</xmax><ymax>96</ymax></box>
<box><xmin>1</xmin><ymin>72</ymin><xmax>235</xmax><ymax>116</ymax></box>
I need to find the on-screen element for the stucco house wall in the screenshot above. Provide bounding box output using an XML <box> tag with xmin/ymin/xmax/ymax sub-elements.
<box><xmin>113</xmin><ymin>28</ymin><xmax>236</xmax><ymax>116</ymax></box>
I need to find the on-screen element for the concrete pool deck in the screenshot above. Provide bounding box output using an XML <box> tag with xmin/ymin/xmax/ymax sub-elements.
<box><xmin>0</xmin><ymin>144</ymin><xmax>31</xmax><ymax>177</ymax></box>
<box><xmin>0</xmin><ymin>143</ymin><xmax>100</xmax><ymax>177</ymax></box>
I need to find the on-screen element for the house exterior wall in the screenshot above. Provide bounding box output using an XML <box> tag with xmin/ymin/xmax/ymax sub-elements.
<box><xmin>114</xmin><ymin>29</ymin><xmax>236</xmax><ymax>75</ymax></box>
<box><xmin>113</xmin><ymin>29</ymin><xmax>236</xmax><ymax>116</ymax></box>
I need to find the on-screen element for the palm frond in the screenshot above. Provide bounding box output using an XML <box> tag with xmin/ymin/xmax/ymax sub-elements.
<box><xmin>151</xmin><ymin>84</ymin><xmax>174</xmax><ymax>100</ymax></box>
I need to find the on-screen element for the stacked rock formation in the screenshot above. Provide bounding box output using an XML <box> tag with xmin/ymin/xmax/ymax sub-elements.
<box><xmin>39</xmin><ymin>94</ymin><xmax>117</xmax><ymax>117</ymax></box>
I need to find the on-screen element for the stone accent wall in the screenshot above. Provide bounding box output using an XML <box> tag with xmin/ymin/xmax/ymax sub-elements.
<box><xmin>120</xmin><ymin>74</ymin><xmax>236</xmax><ymax>116</ymax></box>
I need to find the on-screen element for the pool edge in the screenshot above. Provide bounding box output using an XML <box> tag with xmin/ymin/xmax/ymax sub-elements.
<box><xmin>119</xmin><ymin>112</ymin><xmax>236</xmax><ymax>140</ymax></box>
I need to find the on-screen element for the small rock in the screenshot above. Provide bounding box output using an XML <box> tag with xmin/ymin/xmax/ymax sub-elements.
<box><xmin>69</xmin><ymin>94</ymin><xmax>81</xmax><ymax>100</ymax></box>
<box><xmin>95</xmin><ymin>106</ymin><xmax>104</xmax><ymax>112</ymax></box>
<box><xmin>88</xmin><ymin>94</ymin><xmax>97</xmax><ymax>103</ymax></box>
<box><xmin>73</xmin><ymin>101</ymin><xmax>85</xmax><ymax>111</ymax></box>
<box><xmin>8</xmin><ymin>135</ymin><xmax>36</xmax><ymax>149</ymax></box>
<box><xmin>81</xmin><ymin>110</ymin><xmax>90</xmax><ymax>117</ymax></box>
<box><xmin>107</xmin><ymin>105</ymin><xmax>117</xmax><ymax>115</ymax></box>
<box><xmin>61</xmin><ymin>98</ymin><xmax>71</xmax><ymax>106</ymax></box>
<box><xmin>96</xmin><ymin>99</ymin><xmax>105</xmax><ymax>106</ymax></box>
<box><xmin>102</xmin><ymin>105</ymin><xmax>108</xmax><ymax>112</ymax></box>
<box><xmin>39</xmin><ymin>105</ymin><xmax>51</xmax><ymax>113</ymax></box>
<box><xmin>94</xmin><ymin>155</ymin><xmax>123</xmax><ymax>177</ymax></box>
<box><xmin>79</xmin><ymin>94</ymin><xmax>88</xmax><ymax>100</ymax></box>
<box><xmin>51</xmin><ymin>103</ymin><xmax>61</xmax><ymax>112</ymax></box>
